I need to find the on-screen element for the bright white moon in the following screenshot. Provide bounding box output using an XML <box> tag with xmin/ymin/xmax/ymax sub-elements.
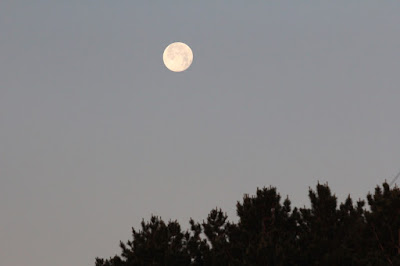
<box><xmin>163</xmin><ymin>42</ymin><xmax>193</xmax><ymax>72</ymax></box>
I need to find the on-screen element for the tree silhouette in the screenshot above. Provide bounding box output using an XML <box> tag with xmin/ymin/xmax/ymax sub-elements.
<box><xmin>365</xmin><ymin>183</ymin><xmax>400</xmax><ymax>265</ymax></box>
<box><xmin>96</xmin><ymin>182</ymin><xmax>400</xmax><ymax>265</ymax></box>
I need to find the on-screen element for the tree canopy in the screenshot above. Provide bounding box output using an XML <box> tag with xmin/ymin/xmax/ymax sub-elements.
<box><xmin>96</xmin><ymin>182</ymin><xmax>400</xmax><ymax>265</ymax></box>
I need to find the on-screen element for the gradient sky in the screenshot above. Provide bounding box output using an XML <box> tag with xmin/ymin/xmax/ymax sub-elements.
<box><xmin>1</xmin><ymin>1</ymin><xmax>400</xmax><ymax>265</ymax></box>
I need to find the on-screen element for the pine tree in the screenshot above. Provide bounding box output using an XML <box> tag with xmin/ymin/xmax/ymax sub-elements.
<box><xmin>95</xmin><ymin>216</ymin><xmax>191</xmax><ymax>266</ymax></box>
<box><xmin>365</xmin><ymin>183</ymin><xmax>400</xmax><ymax>265</ymax></box>
<box><xmin>95</xmin><ymin>182</ymin><xmax>400</xmax><ymax>266</ymax></box>
<box><xmin>234</xmin><ymin>186</ymin><xmax>297</xmax><ymax>265</ymax></box>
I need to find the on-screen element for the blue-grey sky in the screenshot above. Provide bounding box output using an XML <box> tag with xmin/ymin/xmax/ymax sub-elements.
<box><xmin>1</xmin><ymin>1</ymin><xmax>400</xmax><ymax>265</ymax></box>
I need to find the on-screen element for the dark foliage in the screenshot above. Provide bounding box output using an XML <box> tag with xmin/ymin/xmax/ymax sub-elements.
<box><xmin>96</xmin><ymin>182</ymin><xmax>400</xmax><ymax>265</ymax></box>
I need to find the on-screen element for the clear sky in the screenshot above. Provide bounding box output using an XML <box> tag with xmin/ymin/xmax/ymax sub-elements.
<box><xmin>1</xmin><ymin>1</ymin><xmax>400</xmax><ymax>265</ymax></box>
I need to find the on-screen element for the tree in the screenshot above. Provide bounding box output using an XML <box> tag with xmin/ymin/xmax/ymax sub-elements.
<box><xmin>365</xmin><ymin>183</ymin><xmax>400</xmax><ymax>265</ymax></box>
<box><xmin>234</xmin><ymin>186</ymin><xmax>298</xmax><ymax>265</ymax></box>
<box><xmin>96</xmin><ymin>182</ymin><xmax>400</xmax><ymax>265</ymax></box>
<box><xmin>96</xmin><ymin>216</ymin><xmax>191</xmax><ymax>266</ymax></box>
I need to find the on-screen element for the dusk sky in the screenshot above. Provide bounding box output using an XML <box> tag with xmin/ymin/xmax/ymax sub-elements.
<box><xmin>1</xmin><ymin>2</ymin><xmax>400</xmax><ymax>265</ymax></box>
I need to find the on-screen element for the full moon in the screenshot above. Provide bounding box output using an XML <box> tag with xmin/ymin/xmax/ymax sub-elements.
<box><xmin>163</xmin><ymin>42</ymin><xmax>193</xmax><ymax>72</ymax></box>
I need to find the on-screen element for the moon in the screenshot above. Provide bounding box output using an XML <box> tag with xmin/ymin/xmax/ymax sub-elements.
<box><xmin>163</xmin><ymin>42</ymin><xmax>193</xmax><ymax>72</ymax></box>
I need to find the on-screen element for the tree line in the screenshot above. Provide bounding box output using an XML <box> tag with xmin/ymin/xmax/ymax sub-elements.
<box><xmin>96</xmin><ymin>182</ymin><xmax>400</xmax><ymax>265</ymax></box>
